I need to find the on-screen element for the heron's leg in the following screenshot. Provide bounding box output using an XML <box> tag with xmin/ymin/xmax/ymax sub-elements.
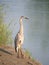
<box><xmin>17</xmin><ymin>48</ymin><xmax>21</xmax><ymax>58</ymax></box>
<box><xmin>16</xmin><ymin>47</ymin><xmax>18</xmax><ymax>53</ymax></box>
<box><xmin>15</xmin><ymin>46</ymin><xmax>16</xmax><ymax>52</ymax></box>
<box><xmin>15</xmin><ymin>42</ymin><xmax>17</xmax><ymax>52</ymax></box>
<box><xmin>20</xmin><ymin>47</ymin><xmax>23</xmax><ymax>58</ymax></box>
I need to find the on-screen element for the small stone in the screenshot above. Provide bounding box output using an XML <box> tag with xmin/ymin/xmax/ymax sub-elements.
<box><xmin>0</xmin><ymin>60</ymin><xmax>1</xmax><ymax>62</ymax></box>
<box><xmin>0</xmin><ymin>54</ymin><xmax>2</xmax><ymax>56</ymax></box>
<box><xmin>2</xmin><ymin>62</ymin><xmax>4</xmax><ymax>64</ymax></box>
<box><xmin>27</xmin><ymin>61</ymin><xmax>33</xmax><ymax>65</ymax></box>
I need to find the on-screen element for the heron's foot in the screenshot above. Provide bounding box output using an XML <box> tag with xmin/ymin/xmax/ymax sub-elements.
<box><xmin>17</xmin><ymin>49</ymin><xmax>21</xmax><ymax>58</ymax></box>
<box><xmin>16</xmin><ymin>48</ymin><xmax>25</xmax><ymax>58</ymax></box>
<box><xmin>20</xmin><ymin>49</ymin><xmax>26</xmax><ymax>58</ymax></box>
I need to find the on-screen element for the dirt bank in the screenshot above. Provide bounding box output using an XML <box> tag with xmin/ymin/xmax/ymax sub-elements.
<box><xmin>0</xmin><ymin>46</ymin><xmax>42</xmax><ymax>65</ymax></box>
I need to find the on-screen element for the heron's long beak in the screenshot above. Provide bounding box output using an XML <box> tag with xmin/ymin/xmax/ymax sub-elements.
<box><xmin>24</xmin><ymin>16</ymin><xmax>29</xmax><ymax>19</ymax></box>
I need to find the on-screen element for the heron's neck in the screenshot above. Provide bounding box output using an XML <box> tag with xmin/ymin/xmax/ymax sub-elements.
<box><xmin>19</xmin><ymin>20</ymin><xmax>24</xmax><ymax>34</ymax></box>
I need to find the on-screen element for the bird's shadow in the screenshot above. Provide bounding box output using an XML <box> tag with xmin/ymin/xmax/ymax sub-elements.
<box><xmin>0</xmin><ymin>48</ymin><xmax>12</xmax><ymax>55</ymax></box>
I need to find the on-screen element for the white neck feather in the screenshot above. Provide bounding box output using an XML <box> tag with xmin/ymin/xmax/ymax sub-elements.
<box><xmin>19</xmin><ymin>19</ymin><xmax>24</xmax><ymax>34</ymax></box>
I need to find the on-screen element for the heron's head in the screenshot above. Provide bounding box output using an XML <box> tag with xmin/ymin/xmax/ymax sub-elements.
<box><xmin>20</xmin><ymin>16</ymin><xmax>29</xmax><ymax>23</ymax></box>
<box><xmin>21</xmin><ymin>16</ymin><xmax>29</xmax><ymax>19</ymax></box>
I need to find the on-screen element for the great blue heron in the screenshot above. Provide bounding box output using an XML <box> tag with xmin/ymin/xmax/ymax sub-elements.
<box><xmin>14</xmin><ymin>16</ymin><xmax>29</xmax><ymax>53</ymax></box>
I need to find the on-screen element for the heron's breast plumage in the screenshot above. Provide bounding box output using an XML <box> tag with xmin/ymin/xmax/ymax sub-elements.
<box><xmin>18</xmin><ymin>33</ymin><xmax>24</xmax><ymax>44</ymax></box>
<box><xmin>16</xmin><ymin>33</ymin><xmax>24</xmax><ymax>45</ymax></box>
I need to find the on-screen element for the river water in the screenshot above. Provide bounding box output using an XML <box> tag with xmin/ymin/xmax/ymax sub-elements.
<box><xmin>0</xmin><ymin>0</ymin><xmax>49</xmax><ymax>65</ymax></box>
